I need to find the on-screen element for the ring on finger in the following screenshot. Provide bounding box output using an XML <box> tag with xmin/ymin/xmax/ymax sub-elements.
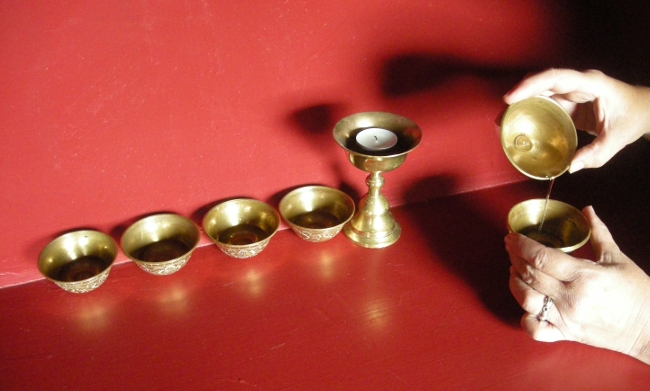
<box><xmin>537</xmin><ymin>296</ymin><xmax>553</xmax><ymax>322</ymax></box>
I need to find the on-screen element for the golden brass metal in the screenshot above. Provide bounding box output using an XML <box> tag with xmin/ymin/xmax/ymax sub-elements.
<box><xmin>121</xmin><ymin>213</ymin><xmax>200</xmax><ymax>275</ymax></box>
<box><xmin>507</xmin><ymin>199</ymin><xmax>591</xmax><ymax>253</ymax></box>
<box><xmin>203</xmin><ymin>199</ymin><xmax>280</xmax><ymax>258</ymax></box>
<box><xmin>333</xmin><ymin>112</ymin><xmax>422</xmax><ymax>248</ymax></box>
<box><xmin>38</xmin><ymin>230</ymin><xmax>118</xmax><ymax>293</ymax></box>
<box><xmin>279</xmin><ymin>185</ymin><xmax>355</xmax><ymax>242</ymax></box>
<box><xmin>500</xmin><ymin>96</ymin><xmax>577</xmax><ymax>180</ymax></box>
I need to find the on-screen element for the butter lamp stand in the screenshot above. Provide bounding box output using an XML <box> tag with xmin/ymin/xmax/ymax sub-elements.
<box><xmin>333</xmin><ymin>112</ymin><xmax>422</xmax><ymax>248</ymax></box>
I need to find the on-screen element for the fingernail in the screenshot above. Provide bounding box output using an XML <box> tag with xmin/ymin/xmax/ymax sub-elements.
<box><xmin>569</xmin><ymin>160</ymin><xmax>584</xmax><ymax>173</ymax></box>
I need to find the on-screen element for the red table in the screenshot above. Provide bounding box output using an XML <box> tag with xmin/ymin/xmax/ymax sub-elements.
<box><xmin>3</xmin><ymin>141</ymin><xmax>650</xmax><ymax>390</ymax></box>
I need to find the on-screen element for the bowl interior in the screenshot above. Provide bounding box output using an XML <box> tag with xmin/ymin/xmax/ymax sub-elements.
<box><xmin>280</xmin><ymin>186</ymin><xmax>355</xmax><ymax>229</ymax></box>
<box><xmin>501</xmin><ymin>96</ymin><xmax>577</xmax><ymax>179</ymax></box>
<box><xmin>203</xmin><ymin>199</ymin><xmax>280</xmax><ymax>246</ymax></box>
<box><xmin>38</xmin><ymin>230</ymin><xmax>118</xmax><ymax>283</ymax></box>
<box><xmin>333</xmin><ymin>112</ymin><xmax>422</xmax><ymax>172</ymax></box>
<box><xmin>121</xmin><ymin>214</ymin><xmax>200</xmax><ymax>263</ymax></box>
<box><xmin>507</xmin><ymin>199</ymin><xmax>591</xmax><ymax>252</ymax></box>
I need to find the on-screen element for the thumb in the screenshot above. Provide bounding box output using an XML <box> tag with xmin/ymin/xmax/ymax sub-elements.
<box><xmin>570</xmin><ymin>134</ymin><xmax>625</xmax><ymax>173</ymax></box>
<box><xmin>582</xmin><ymin>206</ymin><xmax>622</xmax><ymax>264</ymax></box>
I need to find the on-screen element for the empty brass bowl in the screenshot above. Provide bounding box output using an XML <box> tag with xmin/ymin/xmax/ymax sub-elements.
<box><xmin>501</xmin><ymin>96</ymin><xmax>577</xmax><ymax>180</ymax></box>
<box><xmin>507</xmin><ymin>199</ymin><xmax>591</xmax><ymax>253</ymax></box>
<box><xmin>203</xmin><ymin>199</ymin><xmax>280</xmax><ymax>259</ymax></box>
<box><xmin>38</xmin><ymin>230</ymin><xmax>118</xmax><ymax>293</ymax></box>
<box><xmin>279</xmin><ymin>186</ymin><xmax>355</xmax><ymax>242</ymax></box>
<box><xmin>121</xmin><ymin>214</ymin><xmax>200</xmax><ymax>275</ymax></box>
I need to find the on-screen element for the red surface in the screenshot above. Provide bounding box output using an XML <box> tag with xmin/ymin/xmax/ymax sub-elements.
<box><xmin>0</xmin><ymin>0</ymin><xmax>578</xmax><ymax>287</ymax></box>
<box><xmin>3</xmin><ymin>145</ymin><xmax>650</xmax><ymax>390</ymax></box>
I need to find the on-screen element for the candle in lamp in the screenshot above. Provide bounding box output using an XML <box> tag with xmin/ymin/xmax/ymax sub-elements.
<box><xmin>355</xmin><ymin>127</ymin><xmax>398</xmax><ymax>151</ymax></box>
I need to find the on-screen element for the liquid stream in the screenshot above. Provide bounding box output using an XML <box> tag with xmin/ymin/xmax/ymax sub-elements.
<box><xmin>537</xmin><ymin>177</ymin><xmax>555</xmax><ymax>234</ymax></box>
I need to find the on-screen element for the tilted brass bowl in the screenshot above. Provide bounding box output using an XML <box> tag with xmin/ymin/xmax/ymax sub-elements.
<box><xmin>500</xmin><ymin>96</ymin><xmax>577</xmax><ymax>180</ymax></box>
<box><xmin>333</xmin><ymin>111</ymin><xmax>422</xmax><ymax>173</ymax></box>
<box><xmin>121</xmin><ymin>213</ymin><xmax>200</xmax><ymax>275</ymax></box>
<box><xmin>38</xmin><ymin>230</ymin><xmax>118</xmax><ymax>293</ymax></box>
<box><xmin>202</xmin><ymin>199</ymin><xmax>280</xmax><ymax>259</ymax></box>
<box><xmin>507</xmin><ymin>199</ymin><xmax>591</xmax><ymax>253</ymax></box>
<box><xmin>279</xmin><ymin>186</ymin><xmax>355</xmax><ymax>242</ymax></box>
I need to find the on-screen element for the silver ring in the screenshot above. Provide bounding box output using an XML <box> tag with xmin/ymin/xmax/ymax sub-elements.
<box><xmin>537</xmin><ymin>296</ymin><xmax>553</xmax><ymax>322</ymax></box>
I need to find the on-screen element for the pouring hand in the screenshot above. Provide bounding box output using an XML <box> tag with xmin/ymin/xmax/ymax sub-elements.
<box><xmin>504</xmin><ymin>69</ymin><xmax>650</xmax><ymax>173</ymax></box>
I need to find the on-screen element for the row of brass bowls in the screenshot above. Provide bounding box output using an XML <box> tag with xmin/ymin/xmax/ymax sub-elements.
<box><xmin>38</xmin><ymin>214</ymin><xmax>202</xmax><ymax>294</ymax></box>
<box><xmin>38</xmin><ymin>186</ymin><xmax>357</xmax><ymax>293</ymax></box>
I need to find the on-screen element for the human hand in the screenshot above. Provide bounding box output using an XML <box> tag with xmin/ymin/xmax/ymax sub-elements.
<box><xmin>504</xmin><ymin>69</ymin><xmax>650</xmax><ymax>173</ymax></box>
<box><xmin>505</xmin><ymin>205</ymin><xmax>650</xmax><ymax>364</ymax></box>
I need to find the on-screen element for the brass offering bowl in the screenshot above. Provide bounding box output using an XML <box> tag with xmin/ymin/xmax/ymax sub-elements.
<box><xmin>121</xmin><ymin>213</ymin><xmax>200</xmax><ymax>275</ymax></box>
<box><xmin>507</xmin><ymin>199</ymin><xmax>591</xmax><ymax>253</ymax></box>
<box><xmin>38</xmin><ymin>230</ymin><xmax>118</xmax><ymax>293</ymax></box>
<box><xmin>202</xmin><ymin>199</ymin><xmax>280</xmax><ymax>259</ymax></box>
<box><xmin>279</xmin><ymin>186</ymin><xmax>355</xmax><ymax>242</ymax></box>
<box><xmin>500</xmin><ymin>96</ymin><xmax>577</xmax><ymax>180</ymax></box>
<box><xmin>333</xmin><ymin>112</ymin><xmax>422</xmax><ymax>248</ymax></box>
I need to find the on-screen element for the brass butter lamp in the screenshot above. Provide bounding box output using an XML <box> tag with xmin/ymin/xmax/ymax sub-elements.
<box><xmin>333</xmin><ymin>112</ymin><xmax>422</xmax><ymax>248</ymax></box>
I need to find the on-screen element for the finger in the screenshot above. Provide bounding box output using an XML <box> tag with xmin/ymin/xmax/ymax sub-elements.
<box><xmin>547</xmin><ymin>97</ymin><xmax>578</xmax><ymax>117</ymax></box>
<box><xmin>582</xmin><ymin>206</ymin><xmax>623</xmax><ymax>264</ymax></box>
<box><xmin>509</xmin><ymin>268</ymin><xmax>561</xmax><ymax>327</ymax></box>
<box><xmin>509</xmin><ymin>267</ymin><xmax>553</xmax><ymax>315</ymax></box>
<box><xmin>505</xmin><ymin>232</ymin><xmax>591</xmax><ymax>282</ymax></box>
<box><xmin>503</xmin><ymin>69</ymin><xmax>601</xmax><ymax>104</ymax></box>
<box><xmin>570</xmin><ymin>132</ymin><xmax>626</xmax><ymax>172</ymax></box>
<box><xmin>521</xmin><ymin>313</ymin><xmax>567</xmax><ymax>343</ymax></box>
<box><xmin>507</xmin><ymin>248</ymin><xmax>563</xmax><ymax>294</ymax></box>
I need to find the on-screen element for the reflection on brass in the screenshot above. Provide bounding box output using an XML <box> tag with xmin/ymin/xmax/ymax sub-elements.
<box><xmin>121</xmin><ymin>214</ymin><xmax>200</xmax><ymax>275</ymax></box>
<box><xmin>134</xmin><ymin>239</ymin><xmax>190</xmax><ymax>263</ymax></box>
<box><xmin>57</xmin><ymin>256</ymin><xmax>106</xmax><ymax>282</ymax></box>
<box><xmin>333</xmin><ymin>112</ymin><xmax>422</xmax><ymax>248</ymax></box>
<box><xmin>507</xmin><ymin>199</ymin><xmax>591</xmax><ymax>253</ymax></box>
<box><xmin>218</xmin><ymin>224</ymin><xmax>269</xmax><ymax>246</ymax></box>
<box><xmin>500</xmin><ymin>96</ymin><xmax>577</xmax><ymax>180</ymax></box>
<box><xmin>38</xmin><ymin>230</ymin><xmax>118</xmax><ymax>293</ymax></box>
<box><xmin>279</xmin><ymin>186</ymin><xmax>355</xmax><ymax>242</ymax></box>
<box><xmin>203</xmin><ymin>199</ymin><xmax>280</xmax><ymax>259</ymax></box>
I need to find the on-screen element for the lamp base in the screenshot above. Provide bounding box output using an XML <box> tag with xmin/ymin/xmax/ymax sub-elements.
<box><xmin>343</xmin><ymin>220</ymin><xmax>401</xmax><ymax>249</ymax></box>
<box><xmin>343</xmin><ymin>172</ymin><xmax>401</xmax><ymax>248</ymax></box>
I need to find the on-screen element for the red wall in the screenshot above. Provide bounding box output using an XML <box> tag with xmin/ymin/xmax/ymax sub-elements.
<box><xmin>2</xmin><ymin>0</ymin><xmax>648</xmax><ymax>288</ymax></box>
